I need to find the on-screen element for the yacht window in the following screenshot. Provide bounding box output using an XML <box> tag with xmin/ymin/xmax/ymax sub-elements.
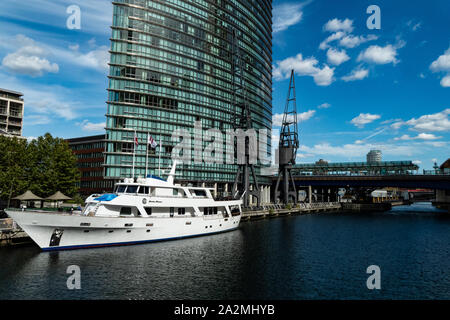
<box><xmin>214</xmin><ymin>207</ymin><xmax>218</xmax><ymax>215</ymax></box>
<box><xmin>144</xmin><ymin>207</ymin><xmax>152</xmax><ymax>215</ymax></box>
<box><xmin>170</xmin><ymin>207</ymin><xmax>174</xmax><ymax>217</ymax></box>
<box><xmin>138</xmin><ymin>186</ymin><xmax>149</xmax><ymax>194</ymax></box>
<box><xmin>127</xmin><ymin>185</ymin><xmax>138</xmax><ymax>193</ymax></box>
<box><xmin>117</xmin><ymin>185</ymin><xmax>126</xmax><ymax>193</ymax></box>
<box><xmin>173</xmin><ymin>189</ymin><xmax>178</xmax><ymax>196</ymax></box>
<box><xmin>120</xmin><ymin>207</ymin><xmax>132</xmax><ymax>215</ymax></box>
<box><xmin>193</xmin><ymin>190</ymin><xmax>206</xmax><ymax>197</ymax></box>
<box><xmin>178</xmin><ymin>208</ymin><xmax>185</xmax><ymax>215</ymax></box>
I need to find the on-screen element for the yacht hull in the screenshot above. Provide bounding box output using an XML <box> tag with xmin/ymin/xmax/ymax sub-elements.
<box><xmin>6</xmin><ymin>210</ymin><xmax>241</xmax><ymax>251</ymax></box>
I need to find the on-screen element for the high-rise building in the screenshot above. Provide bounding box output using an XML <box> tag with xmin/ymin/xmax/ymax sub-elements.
<box><xmin>367</xmin><ymin>150</ymin><xmax>382</xmax><ymax>163</ymax></box>
<box><xmin>104</xmin><ymin>0</ymin><xmax>273</xmax><ymax>195</ymax></box>
<box><xmin>0</xmin><ymin>88</ymin><xmax>24</xmax><ymax>137</ymax></box>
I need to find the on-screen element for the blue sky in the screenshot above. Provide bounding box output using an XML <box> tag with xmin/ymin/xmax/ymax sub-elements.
<box><xmin>0</xmin><ymin>0</ymin><xmax>448</xmax><ymax>170</ymax></box>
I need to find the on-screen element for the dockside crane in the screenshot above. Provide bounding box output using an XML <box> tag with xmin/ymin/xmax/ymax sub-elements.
<box><xmin>230</xmin><ymin>29</ymin><xmax>261</xmax><ymax>207</ymax></box>
<box><xmin>274</xmin><ymin>70</ymin><xmax>299</xmax><ymax>204</ymax></box>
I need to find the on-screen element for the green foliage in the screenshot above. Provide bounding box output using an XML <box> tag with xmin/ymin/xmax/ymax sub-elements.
<box><xmin>286</xmin><ymin>203</ymin><xmax>293</xmax><ymax>210</ymax></box>
<box><xmin>0</xmin><ymin>133</ymin><xmax>80</xmax><ymax>201</ymax></box>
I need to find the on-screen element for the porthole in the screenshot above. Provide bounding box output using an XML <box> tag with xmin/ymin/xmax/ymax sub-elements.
<box><xmin>126</xmin><ymin>230</ymin><xmax>131</xmax><ymax>233</ymax></box>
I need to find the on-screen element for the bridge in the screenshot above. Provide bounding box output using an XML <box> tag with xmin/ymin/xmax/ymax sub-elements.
<box><xmin>292</xmin><ymin>174</ymin><xmax>450</xmax><ymax>190</ymax></box>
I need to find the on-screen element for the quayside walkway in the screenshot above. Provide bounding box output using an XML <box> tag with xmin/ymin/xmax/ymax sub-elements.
<box><xmin>242</xmin><ymin>202</ymin><xmax>342</xmax><ymax>221</ymax></box>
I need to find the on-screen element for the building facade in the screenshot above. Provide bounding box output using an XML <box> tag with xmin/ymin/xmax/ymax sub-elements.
<box><xmin>367</xmin><ymin>150</ymin><xmax>382</xmax><ymax>163</ymax></box>
<box><xmin>104</xmin><ymin>0</ymin><xmax>273</xmax><ymax>196</ymax></box>
<box><xmin>67</xmin><ymin>135</ymin><xmax>114</xmax><ymax>196</ymax></box>
<box><xmin>0</xmin><ymin>89</ymin><xmax>24</xmax><ymax>137</ymax></box>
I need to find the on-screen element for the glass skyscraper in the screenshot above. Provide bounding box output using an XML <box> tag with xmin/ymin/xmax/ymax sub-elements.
<box><xmin>105</xmin><ymin>0</ymin><xmax>272</xmax><ymax>194</ymax></box>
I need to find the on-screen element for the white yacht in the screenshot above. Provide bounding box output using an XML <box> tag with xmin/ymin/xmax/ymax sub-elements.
<box><xmin>6</xmin><ymin>162</ymin><xmax>242</xmax><ymax>251</ymax></box>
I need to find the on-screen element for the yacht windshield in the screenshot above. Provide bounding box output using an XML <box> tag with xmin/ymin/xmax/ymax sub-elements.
<box><xmin>126</xmin><ymin>185</ymin><xmax>138</xmax><ymax>193</ymax></box>
<box><xmin>116</xmin><ymin>185</ymin><xmax>126</xmax><ymax>193</ymax></box>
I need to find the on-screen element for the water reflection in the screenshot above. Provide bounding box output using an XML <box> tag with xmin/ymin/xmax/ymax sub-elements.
<box><xmin>0</xmin><ymin>203</ymin><xmax>449</xmax><ymax>300</ymax></box>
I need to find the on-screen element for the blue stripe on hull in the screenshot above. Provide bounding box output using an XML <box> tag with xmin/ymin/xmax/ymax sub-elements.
<box><xmin>41</xmin><ymin>227</ymin><xmax>239</xmax><ymax>251</ymax></box>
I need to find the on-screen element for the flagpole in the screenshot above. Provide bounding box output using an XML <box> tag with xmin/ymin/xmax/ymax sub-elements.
<box><xmin>132</xmin><ymin>130</ymin><xmax>136</xmax><ymax>178</ymax></box>
<box><xmin>145</xmin><ymin>132</ymin><xmax>149</xmax><ymax>178</ymax></box>
<box><xmin>158</xmin><ymin>135</ymin><xmax>162</xmax><ymax>176</ymax></box>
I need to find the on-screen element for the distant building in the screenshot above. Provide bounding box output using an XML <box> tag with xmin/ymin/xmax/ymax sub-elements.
<box><xmin>440</xmin><ymin>158</ymin><xmax>450</xmax><ymax>174</ymax></box>
<box><xmin>315</xmin><ymin>159</ymin><xmax>329</xmax><ymax>165</ymax></box>
<box><xmin>367</xmin><ymin>150</ymin><xmax>382</xmax><ymax>163</ymax></box>
<box><xmin>0</xmin><ymin>88</ymin><xmax>24</xmax><ymax>137</ymax></box>
<box><xmin>66</xmin><ymin>134</ymin><xmax>114</xmax><ymax>197</ymax></box>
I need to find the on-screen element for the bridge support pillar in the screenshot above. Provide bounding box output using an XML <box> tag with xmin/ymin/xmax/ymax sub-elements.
<box><xmin>308</xmin><ymin>185</ymin><xmax>312</xmax><ymax>203</ymax></box>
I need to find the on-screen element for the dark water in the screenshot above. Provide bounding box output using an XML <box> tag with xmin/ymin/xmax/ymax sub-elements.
<box><xmin>1</xmin><ymin>202</ymin><xmax>449</xmax><ymax>300</ymax></box>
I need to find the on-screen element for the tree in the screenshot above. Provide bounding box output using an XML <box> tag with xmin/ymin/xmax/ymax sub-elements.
<box><xmin>0</xmin><ymin>133</ymin><xmax>80</xmax><ymax>201</ymax></box>
<box><xmin>0</xmin><ymin>136</ymin><xmax>30</xmax><ymax>200</ymax></box>
<box><xmin>28</xmin><ymin>133</ymin><xmax>80</xmax><ymax>197</ymax></box>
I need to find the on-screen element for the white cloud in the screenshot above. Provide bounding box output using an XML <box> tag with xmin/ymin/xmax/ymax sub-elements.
<box><xmin>317</xmin><ymin>103</ymin><xmax>331</xmax><ymax>109</ymax></box>
<box><xmin>0</xmin><ymin>72</ymin><xmax>79</xmax><ymax>120</ymax></box>
<box><xmin>273</xmin><ymin>53</ymin><xmax>335</xmax><ymax>86</ymax></box>
<box><xmin>326</xmin><ymin>48</ymin><xmax>350</xmax><ymax>66</ymax></box>
<box><xmin>69</xmin><ymin>44</ymin><xmax>80</xmax><ymax>51</ymax></box>
<box><xmin>323</xmin><ymin>18</ymin><xmax>354</xmax><ymax>33</ymax></box>
<box><xmin>405</xmin><ymin>108</ymin><xmax>450</xmax><ymax>132</ymax></box>
<box><xmin>390</xmin><ymin>109</ymin><xmax>450</xmax><ymax>132</ymax></box>
<box><xmin>339</xmin><ymin>34</ymin><xmax>378</xmax><ymax>48</ymax></box>
<box><xmin>272</xmin><ymin>110</ymin><xmax>316</xmax><ymax>127</ymax></box>
<box><xmin>407</xmin><ymin>20</ymin><xmax>422</xmax><ymax>31</ymax></box>
<box><xmin>412</xmin><ymin>160</ymin><xmax>422</xmax><ymax>165</ymax></box>
<box><xmin>430</xmin><ymin>48</ymin><xmax>450</xmax><ymax>72</ymax></box>
<box><xmin>273</xmin><ymin>3</ymin><xmax>304</xmax><ymax>33</ymax></box>
<box><xmin>24</xmin><ymin>114</ymin><xmax>51</xmax><ymax>126</ymax></box>
<box><xmin>51</xmin><ymin>43</ymin><xmax>110</xmax><ymax>72</ymax></box>
<box><xmin>430</xmin><ymin>47</ymin><xmax>450</xmax><ymax>87</ymax></box>
<box><xmin>342</xmin><ymin>68</ymin><xmax>369</xmax><ymax>82</ymax></box>
<box><xmin>394</xmin><ymin>133</ymin><xmax>442</xmax><ymax>141</ymax></box>
<box><xmin>78</xmin><ymin>120</ymin><xmax>106</xmax><ymax>132</ymax></box>
<box><xmin>357</xmin><ymin>44</ymin><xmax>399</xmax><ymax>65</ymax></box>
<box><xmin>351</xmin><ymin>113</ymin><xmax>381</xmax><ymax>128</ymax></box>
<box><xmin>319</xmin><ymin>31</ymin><xmax>345</xmax><ymax>50</ymax></box>
<box><xmin>0</xmin><ymin>0</ymin><xmax>113</xmax><ymax>36</ymax></box>
<box><xmin>441</xmin><ymin>75</ymin><xmax>450</xmax><ymax>87</ymax></box>
<box><xmin>1</xmin><ymin>35</ymin><xmax>59</xmax><ymax>76</ymax></box>
<box><xmin>298</xmin><ymin>110</ymin><xmax>316</xmax><ymax>122</ymax></box>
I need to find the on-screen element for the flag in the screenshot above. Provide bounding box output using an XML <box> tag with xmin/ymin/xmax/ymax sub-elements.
<box><xmin>148</xmin><ymin>134</ymin><xmax>158</xmax><ymax>149</ymax></box>
<box><xmin>134</xmin><ymin>132</ymin><xmax>139</xmax><ymax>147</ymax></box>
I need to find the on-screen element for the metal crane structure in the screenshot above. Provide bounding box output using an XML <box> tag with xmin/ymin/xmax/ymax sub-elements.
<box><xmin>274</xmin><ymin>70</ymin><xmax>299</xmax><ymax>204</ymax></box>
<box><xmin>230</xmin><ymin>29</ymin><xmax>261</xmax><ymax>207</ymax></box>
